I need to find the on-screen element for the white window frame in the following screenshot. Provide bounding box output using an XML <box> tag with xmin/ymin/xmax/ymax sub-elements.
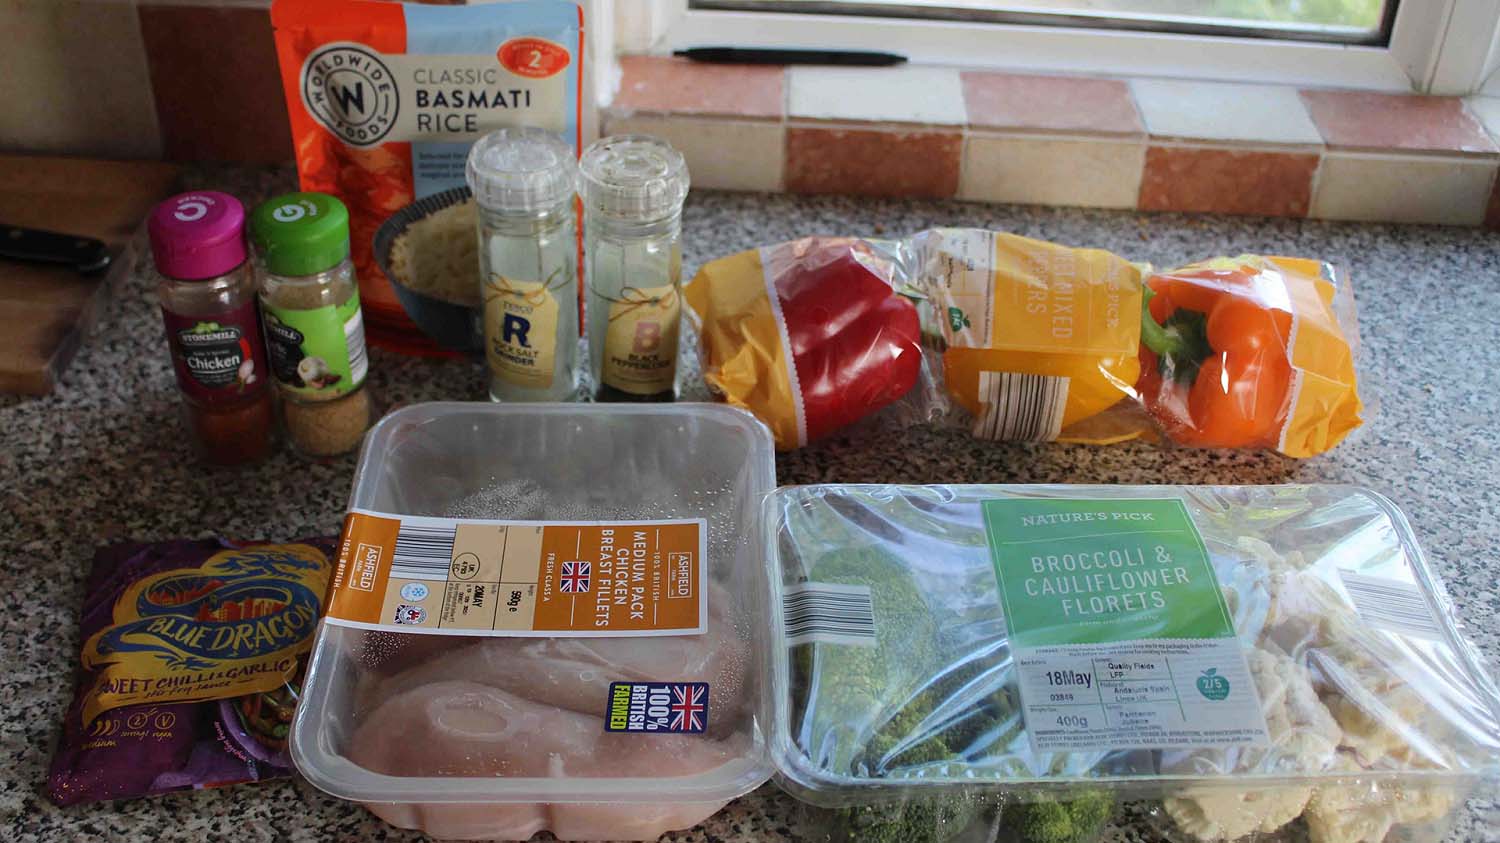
<box><xmin>616</xmin><ymin>0</ymin><xmax>1500</xmax><ymax>94</ymax></box>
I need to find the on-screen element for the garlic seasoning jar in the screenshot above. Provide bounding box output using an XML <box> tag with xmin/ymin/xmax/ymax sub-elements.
<box><xmin>149</xmin><ymin>192</ymin><xmax>275</xmax><ymax>466</ymax></box>
<box><xmin>579</xmin><ymin>135</ymin><xmax>689</xmax><ymax>403</ymax></box>
<box><xmin>465</xmin><ymin>128</ymin><xmax>579</xmax><ymax>402</ymax></box>
<box><xmin>249</xmin><ymin>193</ymin><xmax>373</xmax><ymax>459</ymax></box>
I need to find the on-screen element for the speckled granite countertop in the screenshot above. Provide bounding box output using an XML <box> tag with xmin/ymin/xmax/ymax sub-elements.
<box><xmin>3</xmin><ymin>166</ymin><xmax>1498</xmax><ymax>842</ymax></box>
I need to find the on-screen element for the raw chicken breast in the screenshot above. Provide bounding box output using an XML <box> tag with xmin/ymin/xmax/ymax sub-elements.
<box><xmin>349</xmin><ymin>680</ymin><xmax>733</xmax><ymax>840</ymax></box>
<box><xmin>344</xmin><ymin>628</ymin><xmax>476</xmax><ymax>677</ymax></box>
<box><xmin>365</xmin><ymin>582</ymin><xmax>750</xmax><ymax>731</ymax></box>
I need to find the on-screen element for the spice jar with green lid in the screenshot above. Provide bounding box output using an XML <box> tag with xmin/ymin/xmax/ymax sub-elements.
<box><xmin>579</xmin><ymin>134</ymin><xmax>690</xmax><ymax>402</ymax></box>
<box><xmin>250</xmin><ymin>192</ymin><xmax>374</xmax><ymax>458</ymax></box>
<box><xmin>465</xmin><ymin>127</ymin><xmax>580</xmax><ymax>402</ymax></box>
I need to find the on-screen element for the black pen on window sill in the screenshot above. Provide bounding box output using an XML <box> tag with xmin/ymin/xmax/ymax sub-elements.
<box><xmin>673</xmin><ymin>47</ymin><xmax>907</xmax><ymax>66</ymax></box>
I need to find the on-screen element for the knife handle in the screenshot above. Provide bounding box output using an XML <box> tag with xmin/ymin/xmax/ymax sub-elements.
<box><xmin>0</xmin><ymin>224</ymin><xmax>111</xmax><ymax>274</ymax></box>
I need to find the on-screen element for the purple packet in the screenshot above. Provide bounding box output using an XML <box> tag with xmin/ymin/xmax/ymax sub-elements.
<box><xmin>48</xmin><ymin>537</ymin><xmax>334</xmax><ymax>806</ymax></box>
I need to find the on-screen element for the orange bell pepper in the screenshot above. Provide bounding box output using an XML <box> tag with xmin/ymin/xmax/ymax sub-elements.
<box><xmin>1136</xmin><ymin>265</ymin><xmax>1295</xmax><ymax>449</ymax></box>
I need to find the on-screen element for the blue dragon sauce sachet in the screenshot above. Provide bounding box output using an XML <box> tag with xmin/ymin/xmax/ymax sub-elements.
<box><xmin>48</xmin><ymin>538</ymin><xmax>333</xmax><ymax>806</ymax></box>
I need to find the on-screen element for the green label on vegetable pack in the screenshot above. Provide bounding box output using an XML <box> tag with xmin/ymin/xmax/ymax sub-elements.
<box><xmin>983</xmin><ymin>497</ymin><xmax>1268</xmax><ymax>753</ymax></box>
<box><xmin>982</xmin><ymin>497</ymin><xmax>1233</xmax><ymax>648</ymax></box>
<box><xmin>262</xmin><ymin>295</ymin><xmax>368</xmax><ymax>399</ymax></box>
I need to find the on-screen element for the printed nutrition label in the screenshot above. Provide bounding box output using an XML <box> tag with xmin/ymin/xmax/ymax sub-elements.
<box><xmin>983</xmin><ymin>496</ymin><xmax>1270</xmax><ymax>754</ymax></box>
<box><xmin>327</xmin><ymin>510</ymin><xmax>707</xmax><ymax>637</ymax></box>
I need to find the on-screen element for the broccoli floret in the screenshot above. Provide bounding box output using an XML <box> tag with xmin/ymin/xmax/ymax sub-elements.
<box><xmin>833</xmin><ymin>795</ymin><xmax>989</xmax><ymax>843</ymax></box>
<box><xmin>793</xmin><ymin>546</ymin><xmax>942</xmax><ymax>774</ymax></box>
<box><xmin>864</xmin><ymin>700</ymin><xmax>952</xmax><ymax>770</ymax></box>
<box><xmin>1000</xmin><ymin>791</ymin><xmax>1115</xmax><ymax>843</ymax></box>
<box><xmin>862</xmin><ymin>680</ymin><xmax>1002</xmax><ymax>773</ymax></box>
<box><xmin>786</xmin><ymin>496</ymin><xmax>1021</xmax><ymax>779</ymax></box>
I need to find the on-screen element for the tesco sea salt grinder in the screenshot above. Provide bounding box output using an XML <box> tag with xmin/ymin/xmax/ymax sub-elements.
<box><xmin>580</xmin><ymin>135</ymin><xmax>689</xmax><ymax>402</ymax></box>
<box><xmin>465</xmin><ymin>128</ymin><xmax>579</xmax><ymax>402</ymax></box>
<box><xmin>250</xmin><ymin>193</ymin><xmax>373</xmax><ymax>458</ymax></box>
<box><xmin>149</xmin><ymin>192</ymin><xmax>274</xmax><ymax>466</ymax></box>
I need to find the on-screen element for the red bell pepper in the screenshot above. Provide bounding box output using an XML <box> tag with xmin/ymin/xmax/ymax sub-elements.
<box><xmin>775</xmin><ymin>244</ymin><xmax>923</xmax><ymax>444</ymax></box>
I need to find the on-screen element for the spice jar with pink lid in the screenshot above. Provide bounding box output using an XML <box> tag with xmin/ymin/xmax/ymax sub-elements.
<box><xmin>149</xmin><ymin>191</ymin><xmax>275</xmax><ymax>466</ymax></box>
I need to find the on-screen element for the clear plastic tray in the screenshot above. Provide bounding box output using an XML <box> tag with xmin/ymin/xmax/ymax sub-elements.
<box><xmin>291</xmin><ymin>403</ymin><xmax>776</xmax><ymax>839</ymax></box>
<box><xmin>767</xmin><ymin>485</ymin><xmax>1500</xmax><ymax>843</ymax></box>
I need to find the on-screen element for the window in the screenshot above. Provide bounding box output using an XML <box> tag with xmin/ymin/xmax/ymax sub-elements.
<box><xmin>620</xmin><ymin>0</ymin><xmax>1500</xmax><ymax>94</ymax></box>
<box><xmin>694</xmin><ymin>0</ymin><xmax>1395</xmax><ymax>44</ymax></box>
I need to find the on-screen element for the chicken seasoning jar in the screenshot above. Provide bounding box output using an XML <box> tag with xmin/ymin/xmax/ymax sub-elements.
<box><xmin>149</xmin><ymin>192</ymin><xmax>275</xmax><ymax>466</ymax></box>
<box><xmin>250</xmin><ymin>193</ymin><xmax>373</xmax><ymax>458</ymax></box>
<box><xmin>580</xmin><ymin>135</ymin><xmax>690</xmax><ymax>402</ymax></box>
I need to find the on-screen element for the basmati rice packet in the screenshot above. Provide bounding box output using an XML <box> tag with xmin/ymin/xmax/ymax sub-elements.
<box><xmin>48</xmin><ymin>538</ymin><xmax>334</xmax><ymax>806</ymax></box>
<box><xmin>272</xmin><ymin>0</ymin><xmax>587</xmax><ymax>354</ymax></box>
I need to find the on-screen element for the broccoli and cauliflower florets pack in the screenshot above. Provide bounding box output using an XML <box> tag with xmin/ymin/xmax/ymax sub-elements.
<box><xmin>775</xmin><ymin>487</ymin><xmax>1497</xmax><ymax>843</ymax></box>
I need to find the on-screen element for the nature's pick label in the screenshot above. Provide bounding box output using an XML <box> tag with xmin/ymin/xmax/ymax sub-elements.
<box><xmin>983</xmin><ymin>497</ymin><xmax>1269</xmax><ymax>753</ymax></box>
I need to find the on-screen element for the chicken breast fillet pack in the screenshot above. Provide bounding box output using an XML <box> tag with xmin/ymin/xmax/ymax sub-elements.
<box><xmin>292</xmin><ymin>403</ymin><xmax>776</xmax><ymax>841</ymax></box>
<box><xmin>294</xmin><ymin>403</ymin><xmax>1500</xmax><ymax>843</ymax></box>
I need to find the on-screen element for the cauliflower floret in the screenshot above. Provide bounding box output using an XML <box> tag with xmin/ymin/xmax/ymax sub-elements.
<box><xmin>1390</xmin><ymin>780</ymin><xmax>1457</xmax><ymax>824</ymax></box>
<box><xmin>1236</xmin><ymin>537</ymin><xmax>1357</xmax><ymax>657</ymax></box>
<box><xmin>1161</xmin><ymin>647</ymin><xmax>1342</xmax><ymax>841</ymax></box>
<box><xmin>1258</xmin><ymin>647</ymin><xmax>1344</xmax><ymax>771</ymax></box>
<box><xmin>1305</xmin><ymin>763</ymin><xmax>1397</xmax><ymax>843</ymax></box>
<box><xmin>1247</xmin><ymin>570</ymin><xmax>1449</xmax><ymax>769</ymax></box>
<box><xmin>1306</xmin><ymin>625</ymin><xmax>1445</xmax><ymax>768</ymax></box>
<box><xmin>1304</xmin><ymin>754</ymin><xmax>1460</xmax><ymax>843</ymax></box>
<box><xmin>1322</xmin><ymin>682</ymin><xmax>1432</xmax><ymax>767</ymax></box>
<box><xmin>1166</xmin><ymin>647</ymin><xmax>1342</xmax><ymax>776</ymax></box>
<box><xmin>1164</xmin><ymin>785</ymin><xmax>1312</xmax><ymax>842</ymax></box>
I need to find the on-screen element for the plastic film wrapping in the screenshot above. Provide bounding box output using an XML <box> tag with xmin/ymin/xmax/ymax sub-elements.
<box><xmin>767</xmin><ymin>484</ymin><xmax>1500</xmax><ymax>843</ymax></box>
<box><xmin>687</xmin><ymin>229</ymin><xmax>1364</xmax><ymax>457</ymax></box>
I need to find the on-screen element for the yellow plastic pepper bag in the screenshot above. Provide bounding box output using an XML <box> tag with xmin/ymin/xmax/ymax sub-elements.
<box><xmin>687</xmin><ymin>228</ymin><xmax>1363</xmax><ymax>457</ymax></box>
<box><xmin>911</xmin><ymin>229</ymin><xmax>1148</xmax><ymax>444</ymax></box>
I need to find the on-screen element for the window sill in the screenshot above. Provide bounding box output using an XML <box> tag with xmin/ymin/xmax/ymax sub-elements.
<box><xmin>605</xmin><ymin>56</ymin><xmax>1500</xmax><ymax>229</ymax></box>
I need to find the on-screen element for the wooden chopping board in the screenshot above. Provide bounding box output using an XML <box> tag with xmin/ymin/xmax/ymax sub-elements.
<box><xmin>0</xmin><ymin>156</ymin><xmax>181</xmax><ymax>395</ymax></box>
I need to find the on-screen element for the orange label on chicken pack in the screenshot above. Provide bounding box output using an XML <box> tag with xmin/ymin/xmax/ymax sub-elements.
<box><xmin>327</xmin><ymin>510</ymin><xmax>707</xmax><ymax>637</ymax></box>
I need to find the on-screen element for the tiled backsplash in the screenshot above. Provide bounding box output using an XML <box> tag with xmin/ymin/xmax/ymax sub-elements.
<box><xmin>604</xmin><ymin>57</ymin><xmax>1500</xmax><ymax>230</ymax></box>
<box><xmin>5</xmin><ymin>1</ymin><xmax>1500</xmax><ymax>229</ymax></box>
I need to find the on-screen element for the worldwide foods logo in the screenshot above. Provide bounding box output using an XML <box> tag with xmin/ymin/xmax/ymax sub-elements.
<box><xmin>1196</xmin><ymin>667</ymin><xmax>1230</xmax><ymax>701</ymax></box>
<box><xmin>301</xmin><ymin>42</ymin><xmax>399</xmax><ymax>147</ymax></box>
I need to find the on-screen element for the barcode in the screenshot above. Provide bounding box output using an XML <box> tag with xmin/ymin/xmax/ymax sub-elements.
<box><xmin>392</xmin><ymin>522</ymin><xmax>455</xmax><ymax>580</ymax></box>
<box><xmin>972</xmin><ymin>371</ymin><xmax>1069</xmax><ymax>442</ymax></box>
<box><xmin>345</xmin><ymin>310</ymin><xmax>368</xmax><ymax>385</ymax></box>
<box><xmin>1338</xmin><ymin>570</ymin><xmax>1443</xmax><ymax>640</ymax></box>
<box><xmin>784</xmin><ymin>583</ymin><xmax>876</xmax><ymax>646</ymax></box>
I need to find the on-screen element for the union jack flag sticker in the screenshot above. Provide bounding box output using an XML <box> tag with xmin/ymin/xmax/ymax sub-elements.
<box><xmin>560</xmin><ymin>560</ymin><xmax>590</xmax><ymax>593</ymax></box>
<box><xmin>604</xmin><ymin>681</ymin><xmax>710</xmax><ymax>734</ymax></box>
<box><xmin>668</xmin><ymin>683</ymin><xmax>707</xmax><ymax>733</ymax></box>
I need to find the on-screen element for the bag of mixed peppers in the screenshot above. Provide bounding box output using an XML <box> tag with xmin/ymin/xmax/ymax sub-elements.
<box><xmin>688</xmin><ymin>229</ymin><xmax>1362</xmax><ymax>457</ymax></box>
